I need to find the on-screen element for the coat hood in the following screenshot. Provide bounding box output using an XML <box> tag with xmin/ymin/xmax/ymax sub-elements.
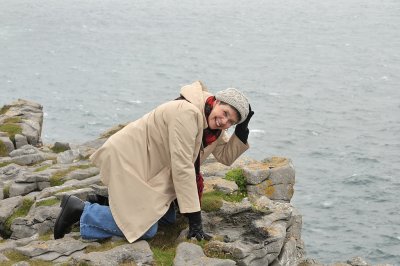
<box><xmin>180</xmin><ymin>81</ymin><xmax>212</xmax><ymax>129</ymax></box>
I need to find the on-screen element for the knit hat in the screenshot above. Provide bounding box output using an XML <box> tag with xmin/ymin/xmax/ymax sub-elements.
<box><xmin>215</xmin><ymin>88</ymin><xmax>249</xmax><ymax>124</ymax></box>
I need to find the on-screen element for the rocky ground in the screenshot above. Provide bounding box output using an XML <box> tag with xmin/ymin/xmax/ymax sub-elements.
<box><xmin>0</xmin><ymin>99</ymin><xmax>392</xmax><ymax>266</ymax></box>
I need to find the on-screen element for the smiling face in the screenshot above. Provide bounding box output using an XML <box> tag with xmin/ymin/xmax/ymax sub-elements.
<box><xmin>207</xmin><ymin>100</ymin><xmax>240</xmax><ymax>130</ymax></box>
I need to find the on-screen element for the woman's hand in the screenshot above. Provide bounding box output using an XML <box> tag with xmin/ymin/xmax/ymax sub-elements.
<box><xmin>234</xmin><ymin>104</ymin><xmax>254</xmax><ymax>143</ymax></box>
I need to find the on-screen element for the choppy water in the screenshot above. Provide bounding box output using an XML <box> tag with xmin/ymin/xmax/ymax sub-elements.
<box><xmin>1</xmin><ymin>0</ymin><xmax>399</xmax><ymax>264</ymax></box>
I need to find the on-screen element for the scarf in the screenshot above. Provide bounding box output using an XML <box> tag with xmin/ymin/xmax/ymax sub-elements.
<box><xmin>195</xmin><ymin>96</ymin><xmax>222</xmax><ymax>202</ymax></box>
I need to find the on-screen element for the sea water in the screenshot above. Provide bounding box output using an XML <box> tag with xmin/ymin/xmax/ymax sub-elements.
<box><xmin>1</xmin><ymin>0</ymin><xmax>399</xmax><ymax>264</ymax></box>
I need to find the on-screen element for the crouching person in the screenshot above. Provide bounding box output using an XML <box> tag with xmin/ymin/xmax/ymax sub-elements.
<box><xmin>53</xmin><ymin>80</ymin><xmax>254</xmax><ymax>242</ymax></box>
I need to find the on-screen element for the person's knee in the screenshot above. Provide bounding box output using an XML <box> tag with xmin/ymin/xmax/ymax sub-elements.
<box><xmin>141</xmin><ymin>224</ymin><xmax>158</xmax><ymax>239</ymax></box>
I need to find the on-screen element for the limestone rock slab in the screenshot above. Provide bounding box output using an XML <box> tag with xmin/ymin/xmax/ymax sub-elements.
<box><xmin>174</xmin><ymin>242</ymin><xmax>236</xmax><ymax>266</ymax></box>
<box><xmin>72</xmin><ymin>240</ymin><xmax>154</xmax><ymax>266</ymax></box>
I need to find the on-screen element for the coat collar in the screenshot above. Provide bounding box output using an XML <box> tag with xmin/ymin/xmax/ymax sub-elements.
<box><xmin>180</xmin><ymin>81</ymin><xmax>212</xmax><ymax>129</ymax></box>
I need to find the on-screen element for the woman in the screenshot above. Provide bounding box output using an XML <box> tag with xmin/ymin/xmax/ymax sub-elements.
<box><xmin>53</xmin><ymin>80</ymin><xmax>254</xmax><ymax>242</ymax></box>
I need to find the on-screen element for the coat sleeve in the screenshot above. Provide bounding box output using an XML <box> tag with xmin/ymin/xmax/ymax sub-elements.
<box><xmin>168</xmin><ymin>109</ymin><xmax>201</xmax><ymax>213</ymax></box>
<box><xmin>212</xmin><ymin>131</ymin><xmax>249</xmax><ymax>166</ymax></box>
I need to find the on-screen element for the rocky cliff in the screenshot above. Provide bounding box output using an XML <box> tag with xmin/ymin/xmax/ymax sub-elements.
<box><xmin>0</xmin><ymin>100</ymin><xmax>391</xmax><ymax>266</ymax></box>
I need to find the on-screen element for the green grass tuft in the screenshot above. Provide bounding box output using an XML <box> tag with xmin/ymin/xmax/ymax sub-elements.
<box><xmin>148</xmin><ymin>214</ymin><xmax>188</xmax><ymax>266</ymax></box>
<box><xmin>0</xmin><ymin>123</ymin><xmax>22</xmax><ymax>142</ymax></box>
<box><xmin>49</xmin><ymin>164</ymin><xmax>93</xmax><ymax>186</ymax></box>
<box><xmin>84</xmin><ymin>239</ymin><xmax>127</xmax><ymax>253</ymax></box>
<box><xmin>201</xmin><ymin>190</ymin><xmax>247</xmax><ymax>213</ymax></box>
<box><xmin>152</xmin><ymin>247</ymin><xmax>176</xmax><ymax>266</ymax></box>
<box><xmin>3</xmin><ymin>117</ymin><xmax>22</xmax><ymax>124</ymax></box>
<box><xmin>3</xmin><ymin>250</ymin><xmax>54</xmax><ymax>266</ymax></box>
<box><xmin>3</xmin><ymin>184</ymin><xmax>10</xmax><ymax>199</ymax></box>
<box><xmin>100</xmin><ymin>124</ymin><xmax>125</xmax><ymax>139</ymax></box>
<box><xmin>2</xmin><ymin>198</ymin><xmax>34</xmax><ymax>238</ymax></box>
<box><xmin>36</xmin><ymin>198</ymin><xmax>60</xmax><ymax>207</ymax></box>
<box><xmin>51</xmin><ymin>145</ymin><xmax>69</xmax><ymax>154</ymax></box>
<box><xmin>224</xmin><ymin>168</ymin><xmax>247</xmax><ymax>194</ymax></box>
<box><xmin>0</xmin><ymin>161</ymin><xmax>12</xmax><ymax>167</ymax></box>
<box><xmin>0</xmin><ymin>105</ymin><xmax>11</xmax><ymax>115</ymax></box>
<box><xmin>0</xmin><ymin>139</ymin><xmax>9</xmax><ymax>156</ymax></box>
<box><xmin>34</xmin><ymin>165</ymin><xmax>51</xmax><ymax>172</ymax></box>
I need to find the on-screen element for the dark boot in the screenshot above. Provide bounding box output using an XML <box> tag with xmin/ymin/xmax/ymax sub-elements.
<box><xmin>86</xmin><ymin>193</ymin><xmax>109</xmax><ymax>206</ymax></box>
<box><xmin>53</xmin><ymin>195</ymin><xmax>84</xmax><ymax>239</ymax></box>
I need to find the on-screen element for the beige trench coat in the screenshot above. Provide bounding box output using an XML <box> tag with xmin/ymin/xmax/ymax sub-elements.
<box><xmin>90</xmin><ymin>81</ymin><xmax>249</xmax><ymax>242</ymax></box>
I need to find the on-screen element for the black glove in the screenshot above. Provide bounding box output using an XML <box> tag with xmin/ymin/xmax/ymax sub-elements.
<box><xmin>235</xmin><ymin>104</ymin><xmax>254</xmax><ymax>143</ymax></box>
<box><xmin>185</xmin><ymin>211</ymin><xmax>212</xmax><ymax>241</ymax></box>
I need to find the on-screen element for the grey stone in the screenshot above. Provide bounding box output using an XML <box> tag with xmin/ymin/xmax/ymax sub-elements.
<box><xmin>0</xmin><ymin>137</ymin><xmax>14</xmax><ymax>155</ymax></box>
<box><xmin>37</xmin><ymin>181</ymin><xmax>50</xmax><ymax>191</ymax></box>
<box><xmin>286</xmin><ymin>207</ymin><xmax>303</xmax><ymax>242</ymax></box>
<box><xmin>14</xmin><ymin>134</ymin><xmax>28</xmax><ymax>149</ymax></box>
<box><xmin>270</xmin><ymin>237</ymin><xmax>298</xmax><ymax>266</ymax></box>
<box><xmin>20</xmin><ymin>122</ymin><xmax>40</xmax><ymax>146</ymax></box>
<box><xmin>15</xmin><ymin>171</ymin><xmax>52</xmax><ymax>183</ymax></box>
<box><xmin>9</xmin><ymin>145</ymin><xmax>40</xmax><ymax>158</ymax></box>
<box><xmin>36</xmin><ymin>175</ymin><xmax>101</xmax><ymax>200</ymax></box>
<box><xmin>12</xmin><ymin>204</ymin><xmax>60</xmax><ymax>238</ymax></box>
<box><xmin>0</xmin><ymin>253</ymin><xmax>9</xmax><ymax>262</ymax></box>
<box><xmin>12</xmin><ymin>261</ymin><xmax>30</xmax><ymax>266</ymax></box>
<box><xmin>244</xmin><ymin>158</ymin><xmax>295</xmax><ymax>203</ymax></box>
<box><xmin>298</xmin><ymin>258</ymin><xmax>325</xmax><ymax>266</ymax></box>
<box><xmin>54</xmin><ymin>187</ymin><xmax>94</xmax><ymax>201</ymax></box>
<box><xmin>347</xmin><ymin>257</ymin><xmax>369</xmax><ymax>266</ymax></box>
<box><xmin>212</xmin><ymin>179</ymin><xmax>239</xmax><ymax>194</ymax></box>
<box><xmin>9</xmin><ymin>182</ymin><xmax>38</xmax><ymax>197</ymax></box>
<box><xmin>11</xmin><ymin>154</ymin><xmax>46</xmax><ymax>166</ymax></box>
<box><xmin>56</xmin><ymin>149</ymin><xmax>81</xmax><ymax>164</ymax></box>
<box><xmin>53</xmin><ymin>142</ymin><xmax>70</xmax><ymax>151</ymax></box>
<box><xmin>64</xmin><ymin>167</ymin><xmax>99</xmax><ymax>181</ymax></box>
<box><xmin>10</xmin><ymin>99</ymin><xmax>42</xmax><ymax>110</ymax></box>
<box><xmin>72</xmin><ymin>240</ymin><xmax>154</xmax><ymax>266</ymax></box>
<box><xmin>15</xmin><ymin>237</ymin><xmax>89</xmax><ymax>261</ymax></box>
<box><xmin>219</xmin><ymin>198</ymin><xmax>252</xmax><ymax>215</ymax></box>
<box><xmin>243</xmin><ymin>167</ymin><xmax>271</xmax><ymax>185</ymax></box>
<box><xmin>0</xmin><ymin>157</ymin><xmax>12</xmax><ymax>165</ymax></box>
<box><xmin>0</xmin><ymin>196</ymin><xmax>23</xmax><ymax>225</ymax></box>
<box><xmin>75</xmin><ymin>138</ymin><xmax>106</xmax><ymax>158</ymax></box>
<box><xmin>90</xmin><ymin>184</ymin><xmax>109</xmax><ymax>197</ymax></box>
<box><xmin>173</xmin><ymin>242</ymin><xmax>236</xmax><ymax>266</ymax></box>
<box><xmin>0</xmin><ymin>163</ymin><xmax>27</xmax><ymax>184</ymax></box>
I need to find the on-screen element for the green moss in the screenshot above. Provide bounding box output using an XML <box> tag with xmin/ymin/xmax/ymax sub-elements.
<box><xmin>84</xmin><ymin>239</ymin><xmax>127</xmax><ymax>253</ymax></box>
<box><xmin>203</xmin><ymin>243</ymin><xmax>235</xmax><ymax>260</ymax></box>
<box><xmin>50</xmin><ymin>169</ymin><xmax>69</xmax><ymax>186</ymax></box>
<box><xmin>51</xmin><ymin>145</ymin><xmax>69</xmax><ymax>154</ymax></box>
<box><xmin>2</xmin><ymin>198</ymin><xmax>34</xmax><ymax>238</ymax></box>
<box><xmin>3</xmin><ymin>117</ymin><xmax>22</xmax><ymax>124</ymax></box>
<box><xmin>201</xmin><ymin>191</ymin><xmax>223</xmax><ymax>212</ymax></box>
<box><xmin>38</xmin><ymin>231</ymin><xmax>53</xmax><ymax>241</ymax></box>
<box><xmin>201</xmin><ymin>190</ymin><xmax>247</xmax><ymax>213</ymax></box>
<box><xmin>224</xmin><ymin>168</ymin><xmax>247</xmax><ymax>194</ymax></box>
<box><xmin>2</xmin><ymin>250</ymin><xmax>29</xmax><ymax>265</ymax></box>
<box><xmin>0</xmin><ymin>123</ymin><xmax>22</xmax><ymax>141</ymax></box>
<box><xmin>3</xmin><ymin>184</ymin><xmax>10</xmax><ymax>199</ymax></box>
<box><xmin>100</xmin><ymin>124</ymin><xmax>125</xmax><ymax>139</ymax></box>
<box><xmin>152</xmin><ymin>247</ymin><xmax>176</xmax><ymax>266</ymax></box>
<box><xmin>34</xmin><ymin>165</ymin><xmax>51</xmax><ymax>172</ymax></box>
<box><xmin>0</xmin><ymin>105</ymin><xmax>11</xmax><ymax>115</ymax></box>
<box><xmin>148</xmin><ymin>214</ymin><xmax>188</xmax><ymax>266</ymax></box>
<box><xmin>0</xmin><ymin>139</ymin><xmax>9</xmax><ymax>156</ymax></box>
<box><xmin>2</xmin><ymin>250</ymin><xmax>54</xmax><ymax>266</ymax></box>
<box><xmin>36</xmin><ymin>198</ymin><xmax>60</xmax><ymax>207</ymax></box>
<box><xmin>49</xmin><ymin>164</ymin><xmax>93</xmax><ymax>186</ymax></box>
<box><xmin>0</xmin><ymin>161</ymin><xmax>12</xmax><ymax>168</ymax></box>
